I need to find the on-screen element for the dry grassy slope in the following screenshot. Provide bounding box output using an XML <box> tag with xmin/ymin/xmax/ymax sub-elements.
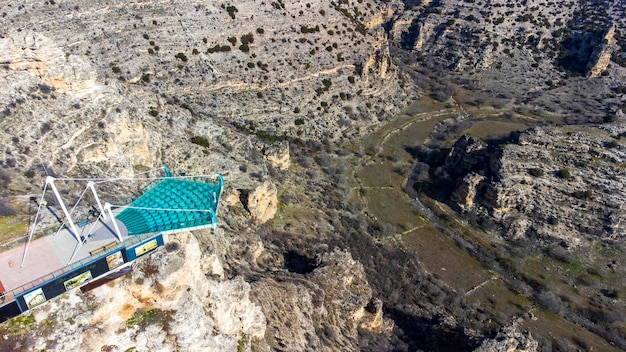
<box><xmin>391</xmin><ymin>0</ymin><xmax>626</xmax><ymax>121</ymax></box>
<box><xmin>0</xmin><ymin>0</ymin><xmax>411</xmax><ymax>209</ymax></box>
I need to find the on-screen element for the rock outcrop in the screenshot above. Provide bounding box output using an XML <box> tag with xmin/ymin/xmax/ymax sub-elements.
<box><xmin>250</xmin><ymin>250</ymin><xmax>391</xmax><ymax>351</ymax></box>
<box><xmin>257</xmin><ymin>141</ymin><xmax>290</xmax><ymax>170</ymax></box>
<box><xmin>445</xmin><ymin>135</ymin><xmax>489</xmax><ymax>178</ymax></box>
<box><xmin>588</xmin><ymin>25</ymin><xmax>617</xmax><ymax>78</ymax></box>
<box><xmin>12</xmin><ymin>232</ymin><xmax>267</xmax><ymax>351</ymax></box>
<box><xmin>451</xmin><ymin>172</ymin><xmax>486</xmax><ymax>208</ymax></box>
<box><xmin>246</xmin><ymin>182</ymin><xmax>278</xmax><ymax>224</ymax></box>
<box><xmin>0</xmin><ymin>31</ymin><xmax>98</xmax><ymax>94</ymax></box>
<box><xmin>443</xmin><ymin>125</ymin><xmax>626</xmax><ymax>246</ymax></box>
<box><xmin>475</xmin><ymin>323</ymin><xmax>538</xmax><ymax>352</ymax></box>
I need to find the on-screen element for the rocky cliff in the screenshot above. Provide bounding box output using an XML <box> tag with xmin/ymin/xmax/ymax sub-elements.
<box><xmin>0</xmin><ymin>229</ymin><xmax>389</xmax><ymax>351</ymax></box>
<box><xmin>475</xmin><ymin>323</ymin><xmax>538</xmax><ymax>352</ymax></box>
<box><xmin>390</xmin><ymin>0</ymin><xmax>626</xmax><ymax>122</ymax></box>
<box><xmin>0</xmin><ymin>0</ymin><xmax>411</xmax><ymax>208</ymax></box>
<box><xmin>0</xmin><ymin>1</ymin><xmax>410</xmax><ymax>350</ymax></box>
<box><xmin>444</xmin><ymin>125</ymin><xmax>626</xmax><ymax>247</ymax></box>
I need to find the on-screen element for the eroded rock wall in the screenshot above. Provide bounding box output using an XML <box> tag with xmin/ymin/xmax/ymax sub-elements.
<box><xmin>445</xmin><ymin>125</ymin><xmax>626</xmax><ymax>247</ymax></box>
<box><xmin>6</xmin><ymin>228</ymin><xmax>390</xmax><ymax>351</ymax></box>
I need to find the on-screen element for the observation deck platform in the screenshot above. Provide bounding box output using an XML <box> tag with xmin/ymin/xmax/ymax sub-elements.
<box><xmin>0</xmin><ymin>170</ymin><xmax>223</xmax><ymax>319</ymax></box>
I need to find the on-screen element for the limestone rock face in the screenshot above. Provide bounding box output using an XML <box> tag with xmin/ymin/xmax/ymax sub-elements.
<box><xmin>445</xmin><ymin>135</ymin><xmax>489</xmax><ymax>177</ymax></box>
<box><xmin>250</xmin><ymin>250</ymin><xmax>391</xmax><ymax>352</ymax></box>
<box><xmin>23</xmin><ymin>232</ymin><xmax>267</xmax><ymax>352</ymax></box>
<box><xmin>6</xmin><ymin>229</ymin><xmax>395</xmax><ymax>351</ymax></box>
<box><xmin>0</xmin><ymin>0</ymin><xmax>411</xmax><ymax>208</ymax></box>
<box><xmin>451</xmin><ymin>172</ymin><xmax>486</xmax><ymax>208</ymax></box>
<box><xmin>443</xmin><ymin>125</ymin><xmax>626</xmax><ymax>246</ymax></box>
<box><xmin>246</xmin><ymin>182</ymin><xmax>278</xmax><ymax>224</ymax></box>
<box><xmin>258</xmin><ymin>141</ymin><xmax>290</xmax><ymax>170</ymax></box>
<box><xmin>82</xmin><ymin>115</ymin><xmax>159</xmax><ymax>177</ymax></box>
<box><xmin>0</xmin><ymin>31</ymin><xmax>97</xmax><ymax>94</ymax></box>
<box><xmin>389</xmin><ymin>0</ymin><xmax>626</xmax><ymax>121</ymax></box>
<box><xmin>475</xmin><ymin>323</ymin><xmax>538</xmax><ymax>352</ymax></box>
<box><xmin>588</xmin><ymin>25</ymin><xmax>616</xmax><ymax>78</ymax></box>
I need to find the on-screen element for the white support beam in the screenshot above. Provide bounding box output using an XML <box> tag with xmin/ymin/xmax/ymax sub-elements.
<box><xmin>46</xmin><ymin>176</ymin><xmax>81</xmax><ymax>243</ymax></box>
<box><xmin>104</xmin><ymin>202</ymin><xmax>123</xmax><ymax>242</ymax></box>
<box><xmin>21</xmin><ymin>185</ymin><xmax>48</xmax><ymax>268</ymax></box>
<box><xmin>87</xmin><ymin>181</ymin><xmax>106</xmax><ymax>220</ymax></box>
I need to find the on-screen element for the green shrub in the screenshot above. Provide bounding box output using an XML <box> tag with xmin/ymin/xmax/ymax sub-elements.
<box><xmin>181</xmin><ymin>103</ymin><xmax>194</xmax><ymax>114</ymax></box>
<box><xmin>529</xmin><ymin>168</ymin><xmax>544</xmax><ymax>177</ymax></box>
<box><xmin>226</xmin><ymin>5</ymin><xmax>238</xmax><ymax>19</ymax></box>
<box><xmin>126</xmin><ymin>308</ymin><xmax>175</xmax><ymax>333</ymax></box>
<box><xmin>271</xmin><ymin>0</ymin><xmax>285</xmax><ymax>10</ymax></box>
<box><xmin>557</xmin><ymin>168</ymin><xmax>571</xmax><ymax>179</ymax></box>
<box><xmin>175</xmin><ymin>52</ymin><xmax>188</xmax><ymax>62</ymax></box>
<box><xmin>295</xmin><ymin>118</ymin><xmax>305</xmax><ymax>125</ymax></box>
<box><xmin>301</xmin><ymin>25</ymin><xmax>320</xmax><ymax>34</ymax></box>
<box><xmin>573</xmin><ymin>189</ymin><xmax>593</xmax><ymax>199</ymax></box>
<box><xmin>207</xmin><ymin>45</ymin><xmax>231</xmax><ymax>53</ymax></box>
<box><xmin>241</xmin><ymin>33</ymin><xmax>254</xmax><ymax>45</ymax></box>
<box><xmin>191</xmin><ymin>136</ymin><xmax>210</xmax><ymax>148</ymax></box>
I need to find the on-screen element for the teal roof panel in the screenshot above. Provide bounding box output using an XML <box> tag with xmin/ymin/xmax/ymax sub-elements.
<box><xmin>116</xmin><ymin>174</ymin><xmax>223</xmax><ymax>236</ymax></box>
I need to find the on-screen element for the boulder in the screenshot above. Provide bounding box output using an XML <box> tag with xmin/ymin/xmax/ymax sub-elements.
<box><xmin>246</xmin><ymin>182</ymin><xmax>278</xmax><ymax>224</ymax></box>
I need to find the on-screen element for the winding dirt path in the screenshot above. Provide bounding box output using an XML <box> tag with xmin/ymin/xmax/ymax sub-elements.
<box><xmin>346</xmin><ymin>103</ymin><xmax>622</xmax><ymax>351</ymax></box>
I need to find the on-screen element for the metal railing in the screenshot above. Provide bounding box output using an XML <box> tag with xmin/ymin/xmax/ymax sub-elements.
<box><xmin>0</xmin><ymin>231</ymin><xmax>159</xmax><ymax>305</ymax></box>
